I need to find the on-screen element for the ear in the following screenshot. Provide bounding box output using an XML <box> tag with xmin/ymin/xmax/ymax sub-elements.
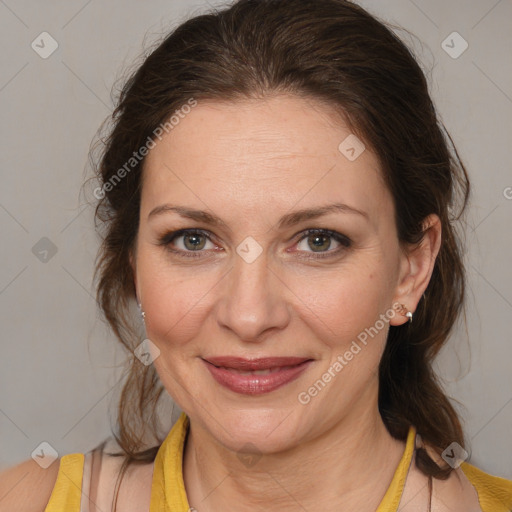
<box><xmin>389</xmin><ymin>214</ymin><xmax>442</xmax><ymax>326</ymax></box>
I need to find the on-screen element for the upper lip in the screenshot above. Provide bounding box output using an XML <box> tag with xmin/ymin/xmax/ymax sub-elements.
<box><xmin>203</xmin><ymin>356</ymin><xmax>312</xmax><ymax>370</ymax></box>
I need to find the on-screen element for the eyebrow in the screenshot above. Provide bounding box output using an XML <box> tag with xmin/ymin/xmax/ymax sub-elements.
<box><xmin>148</xmin><ymin>202</ymin><xmax>369</xmax><ymax>230</ymax></box>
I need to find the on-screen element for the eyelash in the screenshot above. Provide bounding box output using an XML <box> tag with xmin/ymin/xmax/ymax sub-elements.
<box><xmin>157</xmin><ymin>228</ymin><xmax>352</xmax><ymax>260</ymax></box>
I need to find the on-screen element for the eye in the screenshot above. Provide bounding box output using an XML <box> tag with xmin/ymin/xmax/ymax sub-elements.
<box><xmin>293</xmin><ymin>228</ymin><xmax>351</xmax><ymax>259</ymax></box>
<box><xmin>157</xmin><ymin>229</ymin><xmax>217</xmax><ymax>258</ymax></box>
<box><xmin>157</xmin><ymin>228</ymin><xmax>352</xmax><ymax>259</ymax></box>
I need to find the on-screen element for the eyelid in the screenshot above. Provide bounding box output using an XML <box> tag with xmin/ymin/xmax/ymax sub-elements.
<box><xmin>157</xmin><ymin>228</ymin><xmax>219</xmax><ymax>253</ymax></box>
<box><xmin>291</xmin><ymin>228</ymin><xmax>351</xmax><ymax>259</ymax></box>
<box><xmin>157</xmin><ymin>227</ymin><xmax>352</xmax><ymax>259</ymax></box>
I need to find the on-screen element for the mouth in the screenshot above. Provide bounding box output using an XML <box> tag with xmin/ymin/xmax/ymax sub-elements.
<box><xmin>201</xmin><ymin>356</ymin><xmax>314</xmax><ymax>395</ymax></box>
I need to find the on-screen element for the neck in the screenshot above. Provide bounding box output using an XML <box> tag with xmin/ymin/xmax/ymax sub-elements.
<box><xmin>182</xmin><ymin>388</ymin><xmax>406</xmax><ymax>512</ymax></box>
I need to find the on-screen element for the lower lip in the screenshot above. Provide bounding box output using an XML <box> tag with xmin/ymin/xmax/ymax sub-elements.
<box><xmin>202</xmin><ymin>359</ymin><xmax>313</xmax><ymax>395</ymax></box>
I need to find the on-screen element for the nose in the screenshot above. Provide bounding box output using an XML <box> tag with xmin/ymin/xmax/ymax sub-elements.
<box><xmin>215</xmin><ymin>250</ymin><xmax>291</xmax><ymax>343</ymax></box>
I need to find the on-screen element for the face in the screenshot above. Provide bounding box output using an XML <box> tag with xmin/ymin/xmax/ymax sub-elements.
<box><xmin>133</xmin><ymin>94</ymin><xmax>410</xmax><ymax>453</ymax></box>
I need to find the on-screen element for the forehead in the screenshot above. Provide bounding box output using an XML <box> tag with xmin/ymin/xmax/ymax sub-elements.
<box><xmin>141</xmin><ymin>95</ymin><xmax>393</xmax><ymax>232</ymax></box>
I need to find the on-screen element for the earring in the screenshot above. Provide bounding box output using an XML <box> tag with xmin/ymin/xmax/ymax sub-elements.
<box><xmin>395</xmin><ymin>303</ymin><xmax>413</xmax><ymax>324</ymax></box>
<box><xmin>138</xmin><ymin>302</ymin><xmax>146</xmax><ymax>322</ymax></box>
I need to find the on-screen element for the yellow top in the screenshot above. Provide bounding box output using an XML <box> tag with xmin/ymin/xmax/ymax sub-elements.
<box><xmin>45</xmin><ymin>412</ymin><xmax>512</xmax><ymax>512</ymax></box>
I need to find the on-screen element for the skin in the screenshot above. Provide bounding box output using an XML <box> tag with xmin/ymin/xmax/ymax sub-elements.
<box><xmin>131</xmin><ymin>94</ymin><xmax>442</xmax><ymax>511</ymax></box>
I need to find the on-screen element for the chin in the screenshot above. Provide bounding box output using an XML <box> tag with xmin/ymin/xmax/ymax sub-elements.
<box><xmin>205</xmin><ymin>405</ymin><xmax>306</xmax><ymax>454</ymax></box>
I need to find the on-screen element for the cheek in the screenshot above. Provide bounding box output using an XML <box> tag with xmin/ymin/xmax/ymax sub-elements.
<box><xmin>301</xmin><ymin>266</ymin><xmax>389</xmax><ymax>349</ymax></box>
<box><xmin>136</xmin><ymin>250</ymin><xmax>220</xmax><ymax>349</ymax></box>
<box><xmin>144</xmin><ymin>283</ymin><xmax>207</xmax><ymax>349</ymax></box>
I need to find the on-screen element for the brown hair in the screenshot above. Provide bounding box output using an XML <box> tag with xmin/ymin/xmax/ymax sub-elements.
<box><xmin>89</xmin><ymin>0</ymin><xmax>470</xmax><ymax>508</ymax></box>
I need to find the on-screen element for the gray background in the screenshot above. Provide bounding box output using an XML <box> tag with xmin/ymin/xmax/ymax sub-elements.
<box><xmin>1</xmin><ymin>0</ymin><xmax>511</xmax><ymax>479</ymax></box>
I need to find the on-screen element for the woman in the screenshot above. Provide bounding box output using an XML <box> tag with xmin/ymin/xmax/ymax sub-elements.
<box><xmin>2</xmin><ymin>0</ymin><xmax>511</xmax><ymax>511</ymax></box>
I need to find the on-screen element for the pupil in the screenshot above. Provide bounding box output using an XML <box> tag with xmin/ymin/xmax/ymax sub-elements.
<box><xmin>310</xmin><ymin>234</ymin><xmax>329</xmax><ymax>252</ymax></box>
<box><xmin>185</xmin><ymin>234</ymin><xmax>204</xmax><ymax>250</ymax></box>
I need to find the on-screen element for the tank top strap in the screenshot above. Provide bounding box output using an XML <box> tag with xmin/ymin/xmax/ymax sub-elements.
<box><xmin>79</xmin><ymin>451</ymin><xmax>93</xmax><ymax>511</ymax></box>
<box><xmin>460</xmin><ymin>462</ymin><xmax>512</xmax><ymax>511</ymax></box>
<box><xmin>150</xmin><ymin>412</ymin><xmax>191</xmax><ymax>512</ymax></box>
<box><xmin>44</xmin><ymin>453</ymin><xmax>85</xmax><ymax>512</ymax></box>
<box><xmin>376</xmin><ymin>425</ymin><xmax>417</xmax><ymax>512</ymax></box>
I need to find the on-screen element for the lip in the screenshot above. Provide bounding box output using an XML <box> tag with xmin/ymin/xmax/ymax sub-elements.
<box><xmin>202</xmin><ymin>356</ymin><xmax>313</xmax><ymax>395</ymax></box>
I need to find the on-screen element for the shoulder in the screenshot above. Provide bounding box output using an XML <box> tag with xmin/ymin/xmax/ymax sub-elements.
<box><xmin>88</xmin><ymin>438</ymin><xmax>154</xmax><ymax>512</ymax></box>
<box><xmin>0</xmin><ymin>457</ymin><xmax>62</xmax><ymax>512</ymax></box>
<box><xmin>421</xmin><ymin>439</ymin><xmax>512</xmax><ymax>510</ymax></box>
<box><xmin>401</xmin><ymin>436</ymin><xmax>512</xmax><ymax>512</ymax></box>
<box><xmin>399</xmin><ymin>456</ymin><xmax>484</xmax><ymax>511</ymax></box>
<box><xmin>460</xmin><ymin>462</ymin><xmax>512</xmax><ymax>511</ymax></box>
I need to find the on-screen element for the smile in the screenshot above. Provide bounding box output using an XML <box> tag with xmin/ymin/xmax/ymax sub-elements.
<box><xmin>201</xmin><ymin>356</ymin><xmax>314</xmax><ymax>395</ymax></box>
